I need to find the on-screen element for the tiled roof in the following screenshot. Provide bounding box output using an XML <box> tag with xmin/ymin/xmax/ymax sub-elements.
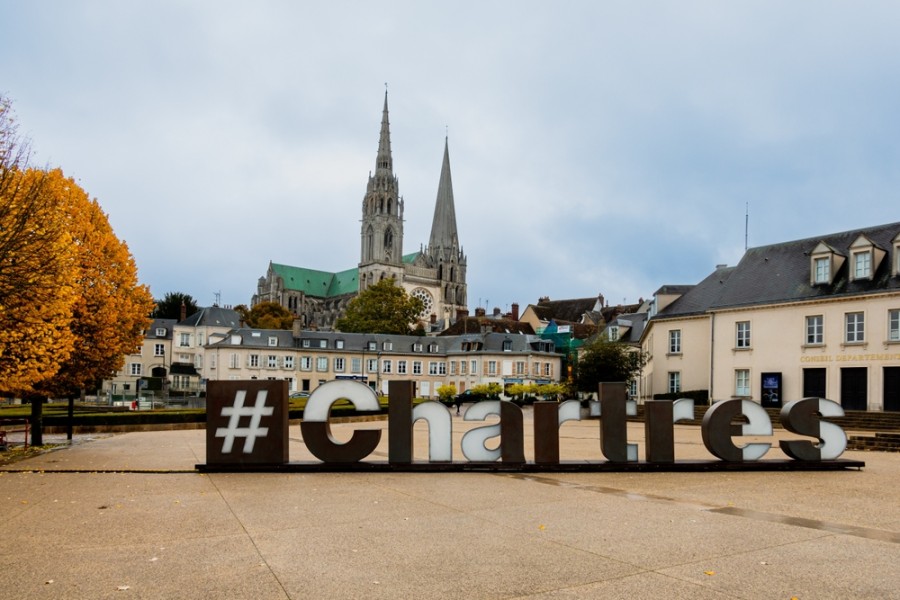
<box><xmin>530</xmin><ymin>296</ymin><xmax>602</xmax><ymax>323</ymax></box>
<box><xmin>438</xmin><ymin>317</ymin><xmax>535</xmax><ymax>336</ymax></box>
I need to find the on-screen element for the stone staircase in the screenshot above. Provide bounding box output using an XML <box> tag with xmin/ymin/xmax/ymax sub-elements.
<box><xmin>844</xmin><ymin>432</ymin><xmax>900</xmax><ymax>453</ymax></box>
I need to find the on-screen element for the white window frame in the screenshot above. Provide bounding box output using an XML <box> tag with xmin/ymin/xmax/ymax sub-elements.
<box><xmin>382</xmin><ymin>359</ymin><xmax>392</xmax><ymax>373</ymax></box>
<box><xmin>268</xmin><ymin>336</ymin><xmax>278</xmax><ymax>347</ymax></box>
<box><xmin>249</xmin><ymin>354</ymin><xmax>260</xmax><ymax>368</ymax></box>
<box><xmin>845</xmin><ymin>312</ymin><xmax>865</xmax><ymax>343</ymax></box>
<box><xmin>667</xmin><ymin>371</ymin><xmax>681</xmax><ymax>394</ymax></box>
<box><xmin>668</xmin><ymin>330</ymin><xmax>681</xmax><ymax>354</ymax></box>
<box><xmin>853</xmin><ymin>251</ymin><xmax>872</xmax><ymax>279</ymax></box>
<box><xmin>283</xmin><ymin>356</ymin><xmax>294</xmax><ymax>370</ymax></box>
<box><xmin>334</xmin><ymin>357</ymin><xmax>345</xmax><ymax>372</ymax></box>
<box><xmin>735</xmin><ymin>369</ymin><xmax>750</xmax><ymax>397</ymax></box>
<box><xmin>488</xmin><ymin>360</ymin><xmax>497</xmax><ymax>375</ymax></box>
<box><xmin>267</xmin><ymin>355</ymin><xmax>277</xmax><ymax>369</ymax></box>
<box><xmin>299</xmin><ymin>356</ymin><xmax>312</xmax><ymax>371</ymax></box>
<box><xmin>889</xmin><ymin>309</ymin><xmax>900</xmax><ymax>342</ymax></box>
<box><xmin>154</xmin><ymin>343</ymin><xmax>165</xmax><ymax>357</ymax></box>
<box><xmin>412</xmin><ymin>361</ymin><xmax>422</xmax><ymax>375</ymax></box>
<box><xmin>806</xmin><ymin>315</ymin><xmax>824</xmax><ymax>345</ymax></box>
<box><xmin>129</xmin><ymin>363</ymin><xmax>142</xmax><ymax>376</ymax></box>
<box><xmin>397</xmin><ymin>360</ymin><xmax>407</xmax><ymax>375</ymax></box>
<box><xmin>814</xmin><ymin>257</ymin><xmax>830</xmax><ymax>284</ymax></box>
<box><xmin>736</xmin><ymin>321</ymin><xmax>751</xmax><ymax>349</ymax></box>
<box><xmin>428</xmin><ymin>362</ymin><xmax>439</xmax><ymax>376</ymax></box>
<box><xmin>316</xmin><ymin>357</ymin><xmax>328</xmax><ymax>372</ymax></box>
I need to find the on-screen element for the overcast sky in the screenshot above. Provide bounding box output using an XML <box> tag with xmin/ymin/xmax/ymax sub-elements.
<box><xmin>3</xmin><ymin>1</ymin><xmax>899</xmax><ymax>314</ymax></box>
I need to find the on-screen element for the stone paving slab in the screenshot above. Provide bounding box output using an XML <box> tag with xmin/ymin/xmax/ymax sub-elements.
<box><xmin>0</xmin><ymin>416</ymin><xmax>897</xmax><ymax>598</ymax></box>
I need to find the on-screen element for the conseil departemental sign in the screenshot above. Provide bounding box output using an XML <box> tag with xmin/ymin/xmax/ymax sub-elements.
<box><xmin>199</xmin><ymin>380</ymin><xmax>864</xmax><ymax>472</ymax></box>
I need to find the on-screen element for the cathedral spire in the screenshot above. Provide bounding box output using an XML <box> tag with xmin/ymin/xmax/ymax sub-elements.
<box><xmin>375</xmin><ymin>89</ymin><xmax>393</xmax><ymax>175</ymax></box>
<box><xmin>429</xmin><ymin>136</ymin><xmax>459</xmax><ymax>251</ymax></box>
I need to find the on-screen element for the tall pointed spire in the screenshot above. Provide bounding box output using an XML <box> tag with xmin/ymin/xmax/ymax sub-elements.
<box><xmin>429</xmin><ymin>136</ymin><xmax>459</xmax><ymax>251</ymax></box>
<box><xmin>375</xmin><ymin>89</ymin><xmax>393</xmax><ymax>175</ymax></box>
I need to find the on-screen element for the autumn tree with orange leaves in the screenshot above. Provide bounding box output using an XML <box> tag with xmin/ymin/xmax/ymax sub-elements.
<box><xmin>0</xmin><ymin>96</ymin><xmax>154</xmax><ymax>443</ymax></box>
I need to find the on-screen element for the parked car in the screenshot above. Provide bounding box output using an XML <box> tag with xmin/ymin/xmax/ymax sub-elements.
<box><xmin>289</xmin><ymin>391</ymin><xmax>310</xmax><ymax>399</ymax></box>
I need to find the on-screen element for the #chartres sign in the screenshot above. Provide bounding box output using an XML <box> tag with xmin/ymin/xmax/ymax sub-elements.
<box><xmin>201</xmin><ymin>380</ymin><xmax>864</xmax><ymax>472</ymax></box>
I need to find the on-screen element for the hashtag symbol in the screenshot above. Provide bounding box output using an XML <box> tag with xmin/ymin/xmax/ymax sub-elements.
<box><xmin>215</xmin><ymin>390</ymin><xmax>274</xmax><ymax>454</ymax></box>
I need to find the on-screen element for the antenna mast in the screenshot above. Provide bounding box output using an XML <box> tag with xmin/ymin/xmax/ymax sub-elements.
<box><xmin>744</xmin><ymin>202</ymin><xmax>749</xmax><ymax>251</ymax></box>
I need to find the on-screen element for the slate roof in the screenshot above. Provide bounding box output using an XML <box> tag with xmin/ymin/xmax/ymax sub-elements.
<box><xmin>655</xmin><ymin>221</ymin><xmax>900</xmax><ymax>318</ymax></box>
<box><xmin>614</xmin><ymin>312</ymin><xmax>648</xmax><ymax>344</ymax></box>
<box><xmin>207</xmin><ymin>329</ymin><xmax>556</xmax><ymax>355</ymax></box>
<box><xmin>179</xmin><ymin>306</ymin><xmax>241</xmax><ymax>328</ymax></box>
<box><xmin>711</xmin><ymin>221</ymin><xmax>900</xmax><ymax>310</ymax></box>
<box><xmin>658</xmin><ymin>267</ymin><xmax>735</xmax><ymax>318</ymax></box>
<box><xmin>148</xmin><ymin>318</ymin><xmax>177</xmax><ymax>339</ymax></box>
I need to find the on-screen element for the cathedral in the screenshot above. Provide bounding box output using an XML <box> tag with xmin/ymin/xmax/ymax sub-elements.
<box><xmin>252</xmin><ymin>92</ymin><xmax>468</xmax><ymax>331</ymax></box>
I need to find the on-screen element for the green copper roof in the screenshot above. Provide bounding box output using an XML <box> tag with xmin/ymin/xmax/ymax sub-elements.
<box><xmin>328</xmin><ymin>267</ymin><xmax>360</xmax><ymax>296</ymax></box>
<box><xmin>272</xmin><ymin>254</ymin><xmax>418</xmax><ymax>299</ymax></box>
<box><xmin>271</xmin><ymin>263</ymin><xmax>358</xmax><ymax>299</ymax></box>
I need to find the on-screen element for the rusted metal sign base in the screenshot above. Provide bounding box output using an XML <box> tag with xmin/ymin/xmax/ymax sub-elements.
<box><xmin>196</xmin><ymin>459</ymin><xmax>864</xmax><ymax>473</ymax></box>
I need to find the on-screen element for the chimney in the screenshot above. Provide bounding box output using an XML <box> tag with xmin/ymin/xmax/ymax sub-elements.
<box><xmin>475</xmin><ymin>307</ymin><xmax>486</xmax><ymax>317</ymax></box>
<box><xmin>430</xmin><ymin>313</ymin><xmax>437</xmax><ymax>324</ymax></box>
<box><xmin>180</xmin><ymin>301</ymin><xmax>187</xmax><ymax>322</ymax></box>
<box><xmin>292</xmin><ymin>317</ymin><xmax>303</xmax><ymax>338</ymax></box>
<box><xmin>511</xmin><ymin>303</ymin><xmax>519</xmax><ymax>321</ymax></box>
<box><xmin>492</xmin><ymin>307</ymin><xmax>501</xmax><ymax>317</ymax></box>
<box><xmin>456</xmin><ymin>308</ymin><xmax>469</xmax><ymax>320</ymax></box>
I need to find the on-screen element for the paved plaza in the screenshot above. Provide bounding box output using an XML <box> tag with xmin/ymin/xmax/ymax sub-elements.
<box><xmin>0</xmin><ymin>414</ymin><xmax>897</xmax><ymax>599</ymax></box>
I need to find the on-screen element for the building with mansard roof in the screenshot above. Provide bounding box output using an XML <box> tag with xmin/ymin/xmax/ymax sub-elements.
<box><xmin>640</xmin><ymin>221</ymin><xmax>900</xmax><ymax>412</ymax></box>
<box><xmin>253</xmin><ymin>92</ymin><xmax>467</xmax><ymax>332</ymax></box>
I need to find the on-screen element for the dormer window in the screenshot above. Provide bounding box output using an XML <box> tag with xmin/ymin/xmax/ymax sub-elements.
<box><xmin>853</xmin><ymin>251</ymin><xmax>872</xmax><ymax>279</ymax></box>
<box><xmin>413</xmin><ymin>343</ymin><xmax>423</xmax><ymax>352</ymax></box>
<box><xmin>428</xmin><ymin>343</ymin><xmax>439</xmax><ymax>353</ymax></box>
<box><xmin>267</xmin><ymin>336</ymin><xmax>278</xmax><ymax>347</ymax></box>
<box><xmin>502</xmin><ymin>339</ymin><xmax>512</xmax><ymax>352</ymax></box>
<box><xmin>814</xmin><ymin>257</ymin><xmax>830</xmax><ymax>284</ymax></box>
<box><xmin>382</xmin><ymin>341</ymin><xmax>392</xmax><ymax>351</ymax></box>
<box><xmin>607</xmin><ymin>325</ymin><xmax>619</xmax><ymax>341</ymax></box>
<box><xmin>155</xmin><ymin>328</ymin><xmax>167</xmax><ymax>337</ymax></box>
<box><xmin>367</xmin><ymin>341</ymin><xmax>377</xmax><ymax>351</ymax></box>
<box><xmin>848</xmin><ymin>234</ymin><xmax>884</xmax><ymax>282</ymax></box>
<box><xmin>809</xmin><ymin>241</ymin><xmax>844</xmax><ymax>286</ymax></box>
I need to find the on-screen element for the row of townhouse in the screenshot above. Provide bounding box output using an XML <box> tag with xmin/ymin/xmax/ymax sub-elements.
<box><xmin>640</xmin><ymin>221</ymin><xmax>900</xmax><ymax>412</ymax></box>
<box><xmin>205</xmin><ymin>329</ymin><xmax>561</xmax><ymax>397</ymax></box>
<box><xmin>104</xmin><ymin>313</ymin><xmax>562</xmax><ymax>399</ymax></box>
<box><xmin>103</xmin><ymin>307</ymin><xmax>241</xmax><ymax>399</ymax></box>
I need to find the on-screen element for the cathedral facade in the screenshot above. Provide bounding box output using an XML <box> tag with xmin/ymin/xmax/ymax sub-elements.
<box><xmin>253</xmin><ymin>92</ymin><xmax>468</xmax><ymax>332</ymax></box>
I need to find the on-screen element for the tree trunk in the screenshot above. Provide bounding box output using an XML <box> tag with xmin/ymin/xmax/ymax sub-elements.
<box><xmin>29</xmin><ymin>395</ymin><xmax>43</xmax><ymax>446</ymax></box>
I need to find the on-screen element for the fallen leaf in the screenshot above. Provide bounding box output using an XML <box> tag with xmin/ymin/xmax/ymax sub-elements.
<box><xmin>538</xmin><ymin>524</ymin><xmax>546</xmax><ymax>531</ymax></box>
<box><xmin>704</xmin><ymin>571</ymin><xmax>716</xmax><ymax>576</ymax></box>
<box><xmin>117</xmin><ymin>585</ymin><xmax>130</xmax><ymax>591</ymax></box>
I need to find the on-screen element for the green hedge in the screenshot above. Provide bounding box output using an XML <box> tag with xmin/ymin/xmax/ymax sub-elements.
<box><xmin>652</xmin><ymin>389</ymin><xmax>709</xmax><ymax>405</ymax></box>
